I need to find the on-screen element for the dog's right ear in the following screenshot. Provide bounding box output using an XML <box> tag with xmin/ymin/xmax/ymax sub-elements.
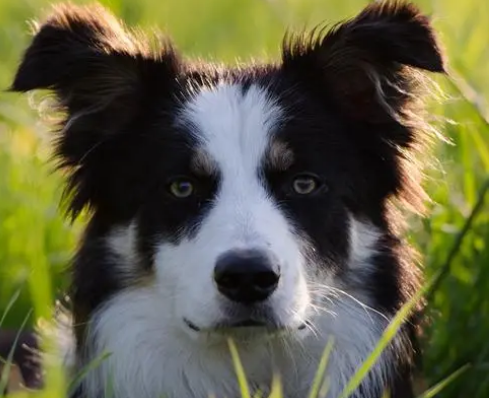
<box><xmin>11</xmin><ymin>3</ymin><xmax>180</xmax><ymax>122</ymax></box>
<box><xmin>11</xmin><ymin>4</ymin><xmax>181</xmax><ymax>219</ymax></box>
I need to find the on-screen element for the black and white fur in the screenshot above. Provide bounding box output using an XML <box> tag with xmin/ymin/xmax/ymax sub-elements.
<box><xmin>11</xmin><ymin>2</ymin><xmax>445</xmax><ymax>397</ymax></box>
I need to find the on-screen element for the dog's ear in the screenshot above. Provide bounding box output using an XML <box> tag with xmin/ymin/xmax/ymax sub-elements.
<box><xmin>11</xmin><ymin>3</ymin><xmax>179</xmax><ymax>119</ymax></box>
<box><xmin>11</xmin><ymin>4</ymin><xmax>181</xmax><ymax>219</ymax></box>
<box><xmin>282</xmin><ymin>1</ymin><xmax>446</xmax><ymax>126</ymax></box>
<box><xmin>283</xmin><ymin>2</ymin><xmax>446</xmax><ymax>213</ymax></box>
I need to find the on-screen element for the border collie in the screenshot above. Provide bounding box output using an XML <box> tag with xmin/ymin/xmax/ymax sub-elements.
<box><xmin>11</xmin><ymin>1</ymin><xmax>445</xmax><ymax>397</ymax></box>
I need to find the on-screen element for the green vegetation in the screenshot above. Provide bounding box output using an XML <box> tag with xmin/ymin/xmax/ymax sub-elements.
<box><xmin>0</xmin><ymin>0</ymin><xmax>487</xmax><ymax>397</ymax></box>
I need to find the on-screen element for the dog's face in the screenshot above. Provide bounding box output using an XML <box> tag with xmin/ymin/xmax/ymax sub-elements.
<box><xmin>90</xmin><ymin>79</ymin><xmax>352</xmax><ymax>337</ymax></box>
<box><xmin>143</xmin><ymin>83</ymin><xmax>313</xmax><ymax>334</ymax></box>
<box><xmin>12</xmin><ymin>2</ymin><xmax>445</xmax><ymax>345</ymax></box>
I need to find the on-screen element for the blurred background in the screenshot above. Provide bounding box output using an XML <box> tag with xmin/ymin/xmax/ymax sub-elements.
<box><xmin>0</xmin><ymin>0</ymin><xmax>487</xmax><ymax>397</ymax></box>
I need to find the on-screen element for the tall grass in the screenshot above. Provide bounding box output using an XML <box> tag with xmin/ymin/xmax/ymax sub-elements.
<box><xmin>0</xmin><ymin>0</ymin><xmax>487</xmax><ymax>397</ymax></box>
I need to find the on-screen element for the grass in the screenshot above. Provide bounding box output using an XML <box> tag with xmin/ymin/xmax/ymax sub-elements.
<box><xmin>0</xmin><ymin>0</ymin><xmax>488</xmax><ymax>397</ymax></box>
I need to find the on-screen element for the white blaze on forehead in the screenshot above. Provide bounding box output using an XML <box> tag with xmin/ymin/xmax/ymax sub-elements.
<box><xmin>179</xmin><ymin>83</ymin><xmax>285</xmax><ymax>247</ymax></box>
<box><xmin>181</xmin><ymin>83</ymin><xmax>282</xmax><ymax>176</ymax></box>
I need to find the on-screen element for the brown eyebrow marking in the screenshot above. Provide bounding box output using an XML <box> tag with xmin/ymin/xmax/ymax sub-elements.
<box><xmin>190</xmin><ymin>148</ymin><xmax>218</xmax><ymax>176</ymax></box>
<box><xmin>267</xmin><ymin>140</ymin><xmax>294</xmax><ymax>171</ymax></box>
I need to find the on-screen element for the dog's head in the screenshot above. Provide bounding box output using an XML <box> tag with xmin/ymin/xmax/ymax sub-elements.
<box><xmin>11</xmin><ymin>2</ymin><xmax>444</xmax><ymax>342</ymax></box>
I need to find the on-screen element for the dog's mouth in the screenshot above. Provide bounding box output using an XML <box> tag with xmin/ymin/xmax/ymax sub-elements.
<box><xmin>184</xmin><ymin>318</ymin><xmax>308</xmax><ymax>333</ymax></box>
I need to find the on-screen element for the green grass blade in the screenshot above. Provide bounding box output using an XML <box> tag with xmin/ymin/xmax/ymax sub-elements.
<box><xmin>228</xmin><ymin>338</ymin><xmax>251</xmax><ymax>398</ymax></box>
<box><xmin>0</xmin><ymin>309</ymin><xmax>32</xmax><ymax>394</ymax></box>
<box><xmin>338</xmin><ymin>275</ymin><xmax>437</xmax><ymax>398</ymax></box>
<box><xmin>253</xmin><ymin>389</ymin><xmax>263</xmax><ymax>398</ymax></box>
<box><xmin>307</xmin><ymin>337</ymin><xmax>335</xmax><ymax>398</ymax></box>
<box><xmin>426</xmin><ymin>177</ymin><xmax>489</xmax><ymax>301</ymax></box>
<box><xmin>447</xmin><ymin>68</ymin><xmax>489</xmax><ymax>125</ymax></box>
<box><xmin>417</xmin><ymin>364</ymin><xmax>471</xmax><ymax>398</ymax></box>
<box><xmin>267</xmin><ymin>376</ymin><xmax>282</xmax><ymax>398</ymax></box>
<box><xmin>0</xmin><ymin>289</ymin><xmax>20</xmax><ymax>327</ymax></box>
<box><xmin>67</xmin><ymin>350</ymin><xmax>112</xmax><ymax>396</ymax></box>
<box><xmin>381</xmin><ymin>389</ymin><xmax>391</xmax><ymax>398</ymax></box>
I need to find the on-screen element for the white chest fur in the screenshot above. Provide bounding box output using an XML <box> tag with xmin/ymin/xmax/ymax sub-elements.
<box><xmin>79</xmin><ymin>287</ymin><xmax>391</xmax><ymax>398</ymax></box>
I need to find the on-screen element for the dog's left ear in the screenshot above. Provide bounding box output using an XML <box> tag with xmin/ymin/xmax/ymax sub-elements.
<box><xmin>282</xmin><ymin>1</ymin><xmax>446</xmax><ymax>125</ymax></box>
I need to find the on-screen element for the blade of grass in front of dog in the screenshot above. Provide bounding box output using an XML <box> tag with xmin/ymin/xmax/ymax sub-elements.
<box><xmin>228</xmin><ymin>338</ymin><xmax>251</xmax><ymax>398</ymax></box>
<box><xmin>0</xmin><ymin>289</ymin><xmax>20</xmax><ymax>327</ymax></box>
<box><xmin>417</xmin><ymin>364</ymin><xmax>471</xmax><ymax>398</ymax></box>
<box><xmin>104</xmin><ymin>371</ymin><xmax>117</xmax><ymax>398</ymax></box>
<box><xmin>381</xmin><ymin>388</ymin><xmax>391</xmax><ymax>398</ymax></box>
<box><xmin>267</xmin><ymin>375</ymin><xmax>282</xmax><ymax>398</ymax></box>
<box><xmin>0</xmin><ymin>309</ymin><xmax>31</xmax><ymax>394</ymax></box>
<box><xmin>253</xmin><ymin>389</ymin><xmax>263</xmax><ymax>398</ymax></box>
<box><xmin>318</xmin><ymin>375</ymin><xmax>331</xmax><ymax>398</ymax></box>
<box><xmin>0</xmin><ymin>291</ymin><xmax>19</xmax><ymax>376</ymax></box>
<box><xmin>338</xmin><ymin>274</ymin><xmax>437</xmax><ymax>398</ymax></box>
<box><xmin>307</xmin><ymin>336</ymin><xmax>334</xmax><ymax>398</ymax></box>
<box><xmin>67</xmin><ymin>350</ymin><xmax>112</xmax><ymax>396</ymax></box>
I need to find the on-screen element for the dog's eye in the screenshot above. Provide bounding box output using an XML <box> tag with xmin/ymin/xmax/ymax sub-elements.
<box><xmin>169</xmin><ymin>178</ymin><xmax>194</xmax><ymax>198</ymax></box>
<box><xmin>291</xmin><ymin>174</ymin><xmax>323</xmax><ymax>196</ymax></box>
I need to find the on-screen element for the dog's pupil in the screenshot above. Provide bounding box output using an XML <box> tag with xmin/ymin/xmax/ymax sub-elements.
<box><xmin>171</xmin><ymin>180</ymin><xmax>193</xmax><ymax>197</ymax></box>
<box><xmin>179</xmin><ymin>182</ymin><xmax>191</xmax><ymax>193</ymax></box>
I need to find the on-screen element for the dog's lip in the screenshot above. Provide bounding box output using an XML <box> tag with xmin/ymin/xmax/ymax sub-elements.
<box><xmin>183</xmin><ymin>318</ymin><xmax>308</xmax><ymax>332</ymax></box>
<box><xmin>183</xmin><ymin>318</ymin><xmax>267</xmax><ymax>332</ymax></box>
<box><xmin>220</xmin><ymin>319</ymin><xmax>266</xmax><ymax>328</ymax></box>
<box><xmin>297</xmin><ymin>322</ymin><xmax>308</xmax><ymax>330</ymax></box>
<box><xmin>184</xmin><ymin>318</ymin><xmax>201</xmax><ymax>332</ymax></box>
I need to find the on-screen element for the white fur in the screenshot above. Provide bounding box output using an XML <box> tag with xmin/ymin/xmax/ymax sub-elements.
<box><xmin>349</xmin><ymin>217</ymin><xmax>381</xmax><ymax>269</ymax></box>
<box><xmin>83</xmin><ymin>284</ymin><xmax>391</xmax><ymax>398</ymax></box>
<box><xmin>106</xmin><ymin>222</ymin><xmax>140</xmax><ymax>278</ymax></box>
<box><xmin>80</xmin><ymin>84</ymin><xmax>393</xmax><ymax>398</ymax></box>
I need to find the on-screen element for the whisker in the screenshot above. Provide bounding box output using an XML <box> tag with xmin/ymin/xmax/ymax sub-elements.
<box><xmin>311</xmin><ymin>283</ymin><xmax>388</xmax><ymax>317</ymax></box>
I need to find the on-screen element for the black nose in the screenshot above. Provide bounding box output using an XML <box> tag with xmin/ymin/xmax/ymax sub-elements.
<box><xmin>214</xmin><ymin>249</ymin><xmax>280</xmax><ymax>304</ymax></box>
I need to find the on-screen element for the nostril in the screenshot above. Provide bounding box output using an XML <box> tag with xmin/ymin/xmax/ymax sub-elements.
<box><xmin>253</xmin><ymin>271</ymin><xmax>280</xmax><ymax>290</ymax></box>
<box><xmin>215</xmin><ymin>274</ymin><xmax>239</xmax><ymax>290</ymax></box>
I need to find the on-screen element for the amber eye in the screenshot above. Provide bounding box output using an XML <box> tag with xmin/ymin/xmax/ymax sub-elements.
<box><xmin>169</xmin><ymin>178</ymin><xmax>194</xmax><ymax>198</ymax></box>
<box><xmin>291</xmin><ymin>174</ymin><xmax>322</xmax><ymax>195</ymax></box>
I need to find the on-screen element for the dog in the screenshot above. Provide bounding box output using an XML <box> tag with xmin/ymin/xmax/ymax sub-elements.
<box><xmin>10</xmin><ymin>1</ymin><xmax>445</xmax><ymax>397</ymax></box>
